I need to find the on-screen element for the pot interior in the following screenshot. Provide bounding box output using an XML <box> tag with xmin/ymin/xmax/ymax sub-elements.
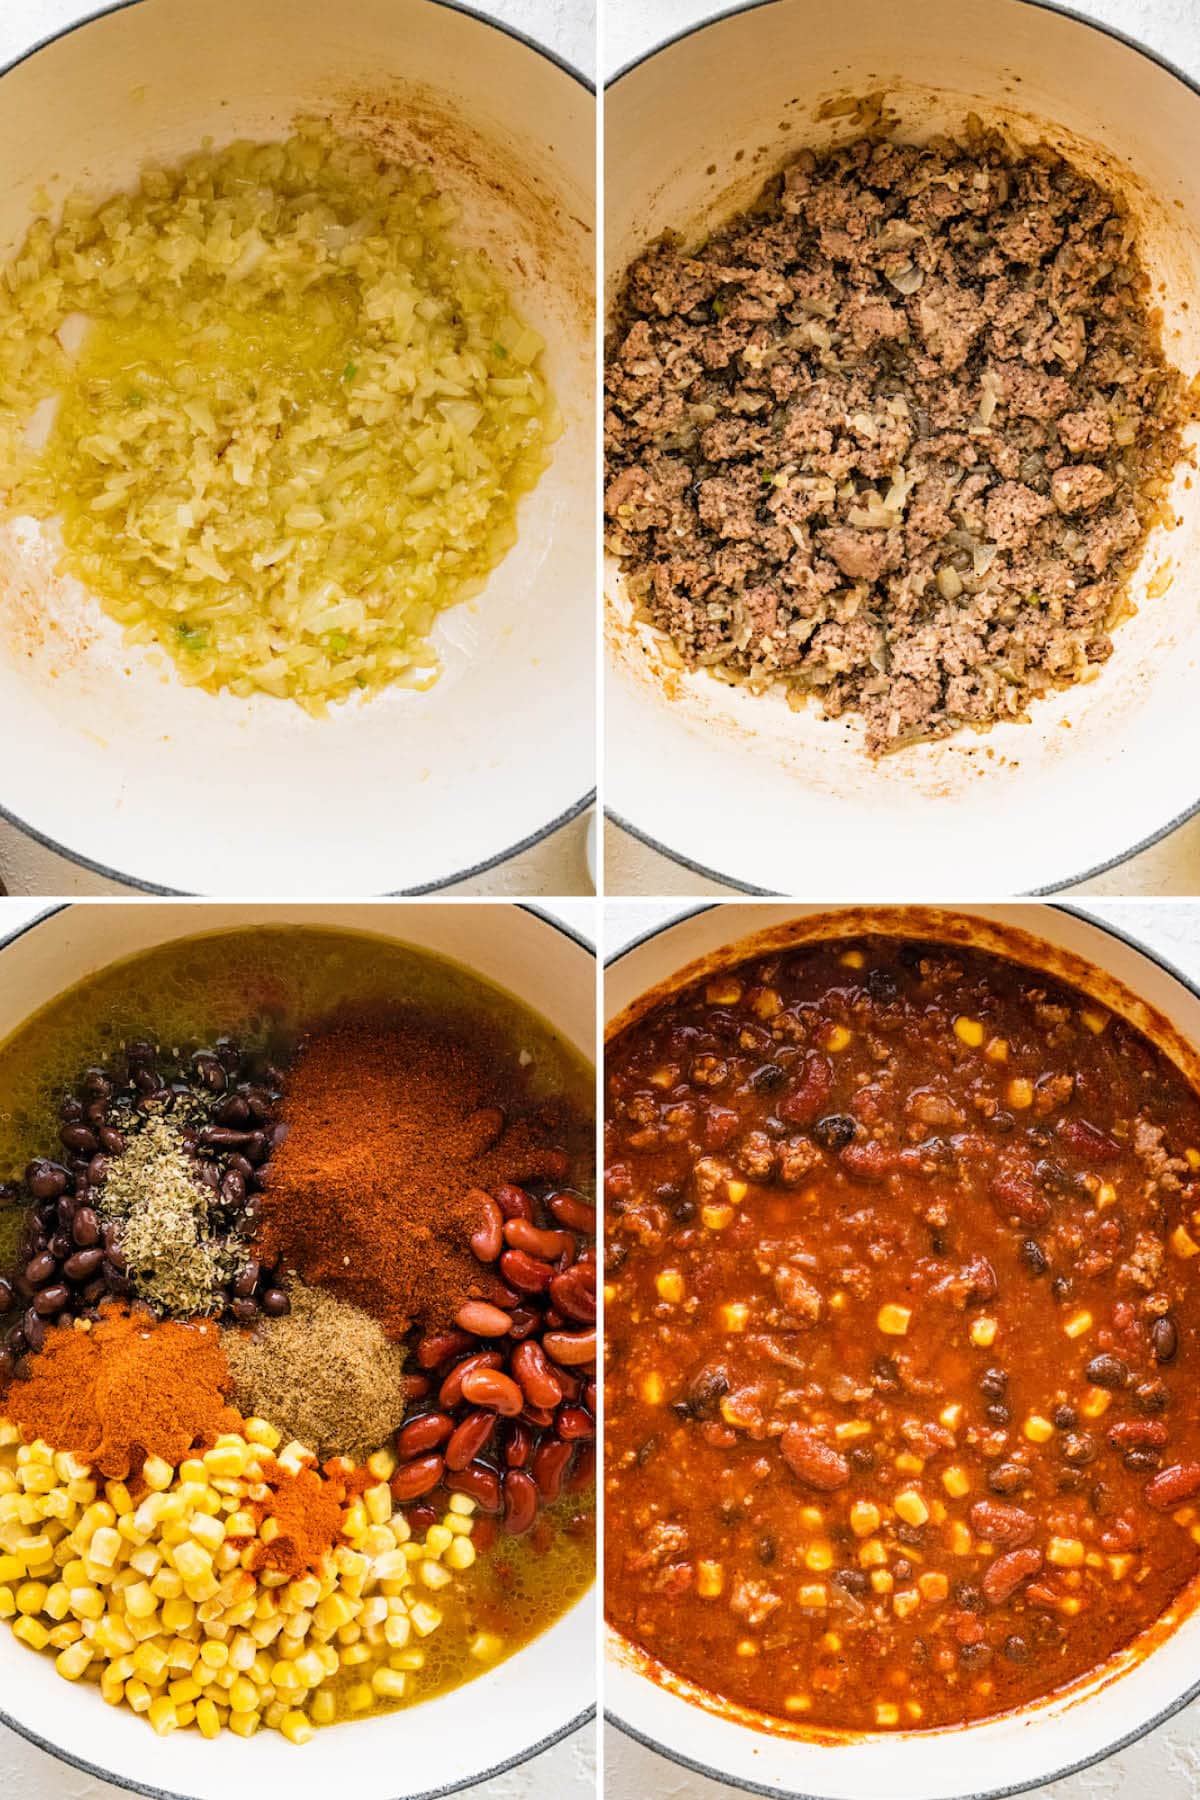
<box><xmin>605</xmin><ymin>0</ymin><xmax>1200</xmax><ymax>896</ymax></box>
<box><xmin>0</xmin><ymin>0</ymin><xmax>595</xmax><ymax>894</ymax></box>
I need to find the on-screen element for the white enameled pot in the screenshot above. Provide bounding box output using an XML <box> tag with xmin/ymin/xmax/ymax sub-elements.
<box><xmin>605</xmin><ymin>0</ymin><xmax>1200</xmax><ymax>896</ymax></box>
<box><xmin>605</xmin><ymin>901</ymin><xmax>1200</xmax><ymax>1799</ymax></box>
<box><xmin>0</xmin><ymin>900</ymin><xmax>596</xmax><ymax>1800</ymax></box>
<box><xmin>0</xmin><ymin>0</ymin><xmax>595</xmax><ymax>894</ymax></box>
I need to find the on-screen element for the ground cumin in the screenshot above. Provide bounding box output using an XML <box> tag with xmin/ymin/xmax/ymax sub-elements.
<box><xmin>2</xmin><ymin>1303</ymin><xmax>239</xmax><ymax>1479</ymax></box>
<box><xmin>258</xmin><ymin>1019</ymin><xmax>566</xmax><ymax>1337</ymax></box>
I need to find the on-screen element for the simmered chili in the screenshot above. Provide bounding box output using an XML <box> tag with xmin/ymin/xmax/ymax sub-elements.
<box><xmin>605</xmin><ymin>935</ymin><xmax>1200</xmax><ymax>1731</ymax></box>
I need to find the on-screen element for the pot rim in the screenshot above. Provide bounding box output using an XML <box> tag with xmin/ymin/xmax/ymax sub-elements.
<box><xmin>603</xmin><ymin>0</ymin><xmax>1200</xmax><ymax>898</ymax></box>
<box><xmin>0</xmin><ymin>896</ymin><xmax>597</xmax><ymax>1799</ymax></box>
<box><xmin>0</xmin><ymin>0</ymin><xmax>595</xmax><ymax>897</ymax></box>
<box><xmin>602</xmin><ymin>898</ymin><xmax>1200</xmax><ymax>1796</ymax></box>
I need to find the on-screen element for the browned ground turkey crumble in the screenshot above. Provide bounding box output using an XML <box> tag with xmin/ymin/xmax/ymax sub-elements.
<box><xmin>605</xmin><ymin>128</ymin><xmax>1195</xmax><ymax>752</ymax></box>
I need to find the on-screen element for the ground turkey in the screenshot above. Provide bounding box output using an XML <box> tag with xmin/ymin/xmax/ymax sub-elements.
<box><xmin>605</xmin><ymin>125</ymin><xmax>1195</xmax><ymax>751</ymax></box>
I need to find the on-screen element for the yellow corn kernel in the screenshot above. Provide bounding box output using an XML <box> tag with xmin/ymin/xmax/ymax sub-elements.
<box><xmin>228</xmin><ymin>1710</ymin><xmax>261</xmax><ymax>1739</ymax></box>
<box><xmin>1007</xmin><ymin>1078</ymin><xmax>1033</xmax><ymax>1110</ymax></box>
<box><xmin>840</xmin><ymin>949</ymin><xmax>865</xmax><ymax>970</ymax></box>
<box><xmin>410</xmin><ymin>1601</ymin><xmax>442</xmax><ymax>1637</ymax></box>
<box><xmin>1064</xmin><ymin>1310</ymin><xmax>1093</xmax><ymax>1339</ymax></box>
<box><xmin>372</xmin><ymin>1666</ymin><xmax>408</xmax><ymax>1700</ymax></box>
<box><xmin>726</xmin><ymin>1180</ymin><xmax>748</xmax><ymax>1204</ymax></box>
<box><xmin>141</xmin><ymin>1456</ymin><xmax>173</xmax><ymax>1493</ymax></box>
<box><xmin>655</xmin><ymin>1270</ymin><xmax>685</xmax><ymax>1304</ymax></box>
<box><xmin>444</xmin><ymin>1536</ymin><xmax>476</xmax><ymax>1572</ymax></box>
<box><xmin>88</xmin><ymin>1527</ymin><xmax>121</xmax><ymax>1567</ymax></box>
<box><xmin>54</xmin><ymin>1641</ymin><xmax>93</xmax><ymax>1681</ymax></box>
<box><xmin>834</xmin><ymin>1420</ymin><xmax>872</xmax><ymax>1442</ymax></box>
<box><xmin>876</xmin><ymin>1702</ymin><xmax>900</xmax><ymax>1728</ymax></box>
<box><xmin>850</xmin><ymin>1501</ymin><xmax>881</xmax><ymax>1538</ymax></box>
<box><xmin>195</xmin><ymin>1697</ymin><xmax>221</xmax><ymax>1739</ymax></box>
<box><xmin>1081</xmin><ymin>1387</ymin><xmax>1112</xmax><ymax>1420</ymax></box>
<box><xmin>892</xmin><ymin>1588</ymin><xmax>920</xmax><ymax>1619</ymax></box>
<box><xmin>918</xmin><ymin>1571</ymin><xmax>949</xmax><ymax>1602</ymax></box>
<box><xmin>203</xmin><ymin>1444</ymin><xmax>248</xmax><ymax>1480</ymax></box>
<box><xmin>1186</xmin><ymin>1148</ymin><xmax>1200</xmax><ymax>1173</ymax></box>
<box><xmin>706</xmin><ymin>978</ymin><xmax>743</xmax><ymax>1005</ymax></box>
<box><xmin>970</xmin><ymin>1318</ymin><xmax>997</xmax><ymax>1349</ymax></box>
<box><xmin>877</xmin><ymin>1304</ymin><xmax>911</xmax><ymax>1337</ymax></box>
<box><xmin>825</xmin><ymin>1025</ymin><xmax>852</xmax><ymax>1054</ymax></box>
<box><xmin>1107</xmin><ymin>1554</ymin><xmax>1134</xmax><ymax>1581</ymax></box>
<box><xmin>280</xmin><ymin>1709</ymin><xmax>313</xmax><ymax>1746</ymax></box>
<box><xmin>702</xmin><ymin>1204</ymin><xmax>734</xmax><ymax>1231</ymax></box>
<box><xmin>784</xmin><ymin>1695</ymin><xmax>812</xmax><ymax>1714</ymax></box>
<box><xmin>859</xmin><ymin>1538</ymin><xmax>888</xmax><ymax>1568</ymax></box>
<box><xmin>1047</xmin><ymin>1537</ymin><xmax>1085</xmax><ymax>1568</ymax></box>
<box><xmin>749</xmin><ymin>987</ymin><xmax>781</xmax><ymax>1020</ymax></box>
<box><xmin>1081</xmin><ymin>1009</ymin><xmax>1109</xmax><ymax>1035</ymax></box>
<box><xmin>1097</xmin><ymin>1183</ymin><xmax>1117</xmax><ymax>1209</ymax></box>
<box><xmin>147</xmin><ymin>1696</ymin><xmax>179</xmax><ymax>1737</ymax></box>
<box><xmin>954</xmin><ymin>1017</ymin><xmax>984</xmax><ymax>1048</ymax></box>
<box><xmin>648</xmin><ymin>1066</ymin><xmax>677</xmax><ymax>1090</ymax></box>
<box><xmin>799</xmin><ymin>1507</ymin><xmax>824</xmax><ymax>1531</ymax></box>
<box><xmin>310</xmin><ymin>1690</ymin><xmax>337</xmax><ymax>1727</ymax></box>
<box><xmin>895</xmin><ymin>1489</ymin><xmax>929</xmax><ymax>1528</ymax></box>
<box><xmin>948</xmin><ymin>1522</ymin><xmax>974</xmax><ymax>1556</ymax></box>
<box><xmin>798</xmin><ymin>1584</ymin><xmax>828</xmax><ymax>1609</ymax></box>
<box><xmin>720</xmin><ymin>1301</ymin><xmax>750</xmax><ymax>1332</ymax></box>
<box><xmin>942</xmin><ymin>1466</ymin><xmax>971</xmax><ymax>1499</ymax></box>
<box><xmin>13</xmin><ymin>1616</ymin><xmax>49</xmax><ymax>1651</ymax></box>
<box><xmin>804</xmin><ymin>1542</ymin><xmax>834</xmax><ymax>1572</ymax></box>
<box><xmin>1023</xmin><ymin>1415</ymin><xmax>1054</xmax><ymax>1444</ymax></box>
<box><xmin>1170</xmin><ymin>1224</ymin><xmax>1200</xmax><ymax>1260</ymax></box>
<box><xmin>895</xmin><ymin>1452</ymin><xmax>925</xmax><ymax>1476</ymax></box>
<box><xmin>697</xmin><ymin>1561</ymin><xmax>724</xmax><ymax>1598</ymax></box>
<box><xmin>984</xmin><ymin>1037</ymin><xmax>1008</xmax><ymax>1064</ymax></box>
<box><xmin>640</xmin><ymin>1373</ymin><xmax>664</xmax><ymax>1406</ymax></box>
<box><xmin>469</xmin><ymin>1631</ymin><xmax>504</xmax><ymax>1662</ymax></box>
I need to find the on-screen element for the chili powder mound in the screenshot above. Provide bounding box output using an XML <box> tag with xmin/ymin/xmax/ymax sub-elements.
<box><xmin>3</xmin><ymin>1303</ymin><xmax>239</xmax><ymax>1480</ymax></box>
<box><xmin>258</xmin><ymin>1021</ymin><xmax>565</xmax><ymax>1337</ymax></box>
<box><xmin>246</xmin><ymin>1460</ymin><xmax>346</xmax><ymax>1582</ymax></box>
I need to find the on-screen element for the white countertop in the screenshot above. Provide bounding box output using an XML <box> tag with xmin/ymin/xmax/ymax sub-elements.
<box><xmin>0</xmin><ymin>0</ymin><xmax>595</xmax><ymax>900</ymax></box>
<box><xmin>603</xmin><ymin>0</ymin><xmax>1200</xmax><ymax>900</ymax></box>
<box><xmin>604</xmin><ymin>893</ymin><xmax>1200</xmax><ymax>1799</ymax></box>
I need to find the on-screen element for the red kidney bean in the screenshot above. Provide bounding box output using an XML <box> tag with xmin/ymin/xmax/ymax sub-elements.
<box><xmin>543</xmin><ymin>1309</ymin><xmax>564</xmax><ymax>1330</ymax></box>
<box><xmin>500</xmin><ymin>1248</ymin><xmax>556</xmax><ymax>1292</ymax></box>
<box><xmin>395</xmin><ymin>1412</ymin><xmax>454</xmax><ymax>1459</ymax></box>
<box><xmin>547</xmin><ymin>1191</ymin><xmax>596</xmax><ymax>1234</ymax></box>
<box><xmin>503</xmin><ymin>1421</ymin><xmax>533</xmax><ymax>1469</ymax></box>
<box><xmin>490</xmin><ymin>1280</ymin><xmax>522</xmax><ymax>1309</ymax></box>
<box><xmin>1146</xmin><ymin>1463</ymin><xmax>1200</xmax><ymax>1508</ymax></box>
<box><xmin>446</xmin><ymin>1462</ymin><xmax>502</xmax><ymax>1513</ymax></box>
<box><xmin>456</xmin><ymin>1300</ymin><xmax>513</xmax><ymax>1338</ymax></box>
<box><xmin>508</xmin><ymin>1307</ymin><xmax>540</xmax><ymax>1341</ymax></box>
<box><xmin>504</xmin><ymin>1218</ymin><xmax>573</xmax><ymax>1260</ymax></box>
<box><xmin>406</xmin><ymin>1500</ymin><xmax>439</xmax><ymax>1534</ymax></box>
<box><xmin>469</xmin><ymin>1191</ymin><xmax>505</xmax><ymax>1263</ymax></box>
<box><xmin>982</xmin><ymin>1547</ymin><xmax>1043</xmax><ymax>1605</ymax></box>
<box><xmin>445</xmin><ymin>1411</ymin><xmax>498</xmax><ymax>1471</ymax></box>
<box><xmin>494</xmin><ymin>1182</ymin><xmax>536</xmax><ymax>1223</ymax></box>
<box><xmin>546</xmin><ymin>1365</ymin><xmax>582</xmax><ymax>1403</ymax></box>
<box><xmin>584</xmin><ymin>1381</ymin><xmax>597</xmax><ymax>1416</ymax></box>
<box><xmin>403</xmin><ymin>1373</ymin><xmax>433</xmax><ymax>1401</ymax></box>
<box><xmin>512</xmin><ymin>1340</ymin><xmax>564</xmax><ymax>1408</ymax></box>
<box><xmin>555</xmin><ymin>1240</ymin><xmax>578</xmax><ymax>1272</ymax></box>
<box><xmin>390</xmin><ymin>1455</ymin><xmax>445</xmax><ymax>1501</ymax></box>
<box><xmin>543</xmin><ymin>1329</ymin><xmax>596</xmax><ymax>1366</ymax></box>
<box><xmin>502</xmin><ymin>1469</ymin><xmax>538</xmax><ymax>1535</ymax></box>
<box><xmin>532</xmin><ymin>1438</ymin><xmax>574</xmax><ymax>1503</ymax></box>
<box><xmin>521</xmin><ymin>1403</ymin><xmax>556</xmax><ymax>1430</ymax></box>
<box><xmin>549</xmin><ymin>1266</ymin><xmax>596</xmax><ymax>1324</ymax></box>
<box><xmin>417</xmin><ymin>1328</ymin><xmax>473</xmax><ymax>1369</ymax></box>
<box><xmin>461</xmin><ymin>1367</ymin><xmax>524</xmax><ymax>1417</ymax></box>
<box><xmin>566</xmin><ymin>1444</ymin><xmax>596</xmax><ymax>1493</ymax></box>
<box><xmin>439</xmin><ymin>1350</ymin><xmax>504</xmax><ymax>1409</ymax></box>
<box><xmin>1109</xmin><ymin>1419</ymin><xmax>1169</xmax><ymax>1449</ymax></box>
<box><xmin>556</xmin><ymin>1407</ymin><xmax>595</xmax><ymax>1441</ymax></box>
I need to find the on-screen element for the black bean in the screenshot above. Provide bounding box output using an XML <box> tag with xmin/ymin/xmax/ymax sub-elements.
<box><xmin>261</xmin><ymin>1288</ymin><xmax>290</xmax><ymax>1318</ymax></box>
<box><xmin>1152</xmin><ymin>1316</ymin><xmax>1179</xmax><ymax>1364</ymax></box>
<box><xmin>873</xmin><ymin>1356</ymin><xmax>901</xmax><ymax>1392</ymax></box>
<box><xmin>756</xmin><ymin>1533</ymin><xmax>777</xmax><ymax>1566</ymax></box>
<box><xmin>832</xmin><ymin>1567</ymin><xmax>869</xmax><ymax>1597</ymax></box>
<box><xmin>103</xmin><ymin>1246</ymin><xmax>126</xmax><ymax>1273</ymax></box>
<box><xmin>812</xmin><ymin>1114</ymin><xmax>858</xmax><ymax>1151</ymax></box>
<box><xmin>48</xmin><ymin>1233</ymin><xmax>71</xmax><ymax>1261</ymax></box>
<box><xmin>59</xmin><ymin>1125</ymin><xmax>98</xmax><ymax>1156</ymax></box>
<box><xmin>672</xmin><ymin>1199</ymin><xmax>696</xmax><ymax>1222</ymax></box>
<box><xmin>953</xmin><ymin>1580</ymin><xmax>985</xmax><ymax>1612</ymax></box>
<box><xmin>1053</xmin><ymin>1404</ymin><xmax>1078</xmax><ymax>1430</ymax></box>
<box><xmin>988</xmin><ymin>1463</ymin><xmax>1026</xmax><ymax>1495</ymax></box>
<box><xmin>23</xmin><ymin>1309</ymin><xmax>46</xmax><ymax>1351</ymax></box>
<box><xmin>0</xmin><ymin>1277</ymin><xmax>12</xmax><ymax>1314</ymax></box>
<box><xmin>199</xmin><ymin>1126</ymin><xmax>253</xmax><ymax>1150</ymax></box>
<box><xmin>227</xmin><ymin>1154</ymin><xmax>254</xmax><ymax>1182</ymax></box>
<box><xmin>216</xmin><ymin>1095</ymin><xmax>252</xmax><ymax>1128</ymax></box>
<box><xmin>98</xmin><ymin>1127</ymin><xmax>125</xmax><ymax>1155</ymax></box>
<box><xmin>1089</xmin><ymin>1481</ymin><xmax>1113</xmax><ymax>1515</ymax></box>
<box><xmin>33</xmin><ymin>1284</ymin><xmax>68</xmax><ymax>1317</ymax></box>
<box><xmin>1002</xmin><ymin>1634</ymin><xmax>1031</xmax><ymax>1664</ymax></box>
<box><xmin>985</xmin><ymin>1402</ymin><xmax>1011</xmax><ymax>1425</ymax></box>
<box><xmin>24</xmin><ymin>1252</ymin><xmax>57</xmax><ymax>1287</ymax></box>
<box><xmin>896</xmin><ymin>1524</ymin><xmax>925</xmax><ymax>1549</ymax></box>
<box><xmin>1085</xmin><ymin>1353</ymin><xmax>1129</xmax><ymax>1390</ymax></box>
<box><xmin>81</xmin><ymin>1069</ymin><xmax>112</xmax><ymax>1099</ymax></box>
<box><xmin>748</xmin><ymin>1063</ymin><xmax>786</xmax><ymax>1093</ymax></box>
<box><xmin>59</xmin><ymin>1097</ymin><xmax>84</xmax><ymax>1124</ymax></box>
<box><xmin>1057</xmin><ymin>1470</ymin><xmax>1086</xmax><ymax>1493</ymax></box>
<box><xmin>1062</xmin><ymin>1432</ymin><xmax>1096</xmax><ymax>1466</ymax></box>
<box><xmin>1133</xmin><ymin>1380</ymin><xmax>1169</xmax><ymax>1415</ymax></box>
<box><xmin>84</xmin><ymin>1100</ymin><xmax>108</xmax><ymax>1128</ymax></box>
<box><xmin>980</xmin><ymin>1367</ymin><xmax>1008</xmax><ymax>1398</ymax></box>
<box><xmin>848</xmin><ymin>1444</ymin><xmax>876</xmax><ymax>1474</ymax></box>
<box><xmin>25</xmin><ymin>1160</ymin><xmax>69</xmax><ymax>1200</ymax></box>
<box><xmin>1123</xmin><ymin>1449</ymin><xmax>1162</xmax><ymax>1473</ymax></box>
<box><xmin>220</xmin><ymin>1168</ymin><xmax>246</xmax><ymax>1207</ymax></box>
<box><xmin>233</xmin><ymin>1261</ymin><xmax>261</xmax><ymax>1299</ymax></box>
<box><xmin>959</xmin><ymin>1643</ymin><xmax>992</xmax><ymax>1669</ymax></box>
<box><xmin>0</xmin><ymin>1347</ymin><xmax>11</xmax><ymax>1383</ymax></box>
<box><xmin>243</xmin><ymin>1131</ymin><xmax>269</xmax><ymax>1167</ymax></box>
<box><xmin>103</xmin><ymin>1268</ymin><xmax>131</xmax><ymax>1298</ymax></box>
<box><xmin>63</xmin><ymin>1248</ymin><xmax>104</xmax><ymax>1282</ymax></box>
<box><xmin>80</xmin><ymin>1276</ymin><xmax>107</xmax><ymax>1307</ymax></box>
<box><xmin>55</xmin><ymin>1194</ymin><xmax>77</xmax><ymax>1230</ymax></box>
<box><xmin>893</xmin><ymin>1556</ymin><xmax>914</xmax><ymax>1580</ymax></box>
<box><xmin>1050</xmin><ymin>1274</ymin><xmax>1073</xmax><ymax>1303</ymax></box>
<box><xmin>132</xmin><ymin>1066</ymin><xmax>160</xmax><ymax>1094</ymax></box>
<box><xmin>231</xmin><ymin>1298</ymin><xmax>258</xmax><ymax>1324</ymax></box>
<box><xmin>197</xmin><ymin>1161</ymin><xmax>222</xmax><ymax>1191</ymax></box>
<box><xmin>72</xmin><ymin>1205</ymin><xmax>100</xmax><ymax>1248</ymax></box>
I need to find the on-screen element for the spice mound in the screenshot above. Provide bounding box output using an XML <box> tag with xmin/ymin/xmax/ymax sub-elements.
<box><xmin>222</xmin><ymin>1282</ymin><xmax>408</xmax><ymax>1464</ymax></box>
<box><xmin>259</xmin><ymin>1021</ymin><xmax>567</xmax><ymax>1336</ymax></box>
<box><xmin>3</xmin><ymin>1303</ymin><xmax>238</xmax><ymax>1479</ymax></box>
